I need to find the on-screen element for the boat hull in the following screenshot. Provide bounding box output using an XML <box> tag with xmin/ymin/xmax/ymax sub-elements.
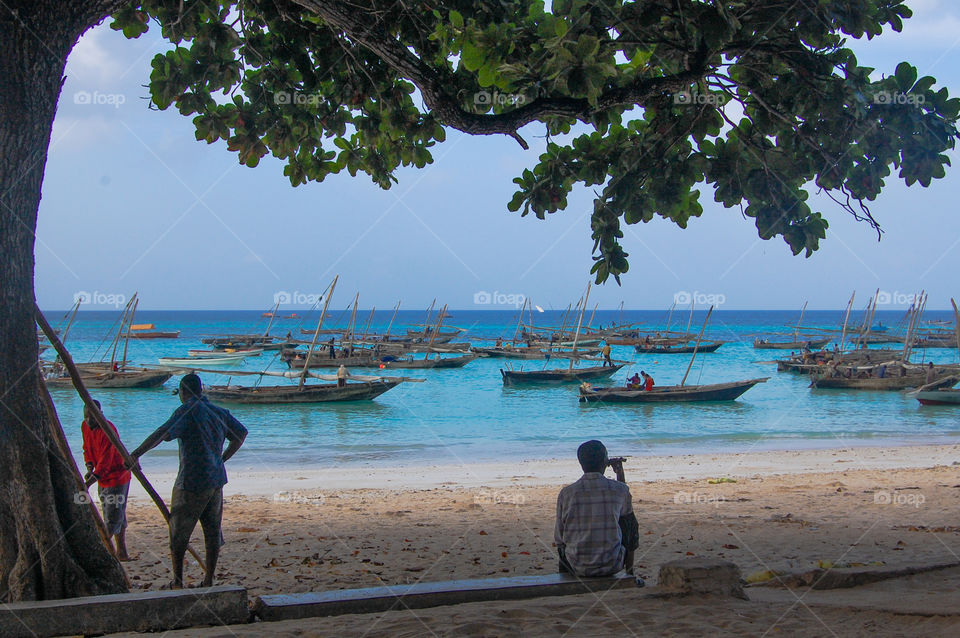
<box><xmin>205</xmin><ymin>380</ymin><xmax>400</xmax><ymax>403</ymax></box>
<box><xmin>753</xmin><ymin>338</ymin><xmax>831</xmax><ymax>350</ymax></box>
<box><xmin>46</xmin><ymin>370</ymin><xmax>172</xmax><ymax>389</ymax></box>
<box><xmin>634</xmin><ymin>342</ymin><xmax>723</xmax><ymax>354</ymax></box>
<box><xmin>580</xmin><ymin>378</ymin><xmax>769</xmax><ymax>403</ymax></box>
<box><xmin>916</xmin><ymin>390</ymin><xmax>960</xmax><ymax>405</ymax></box>
<box><xmin>379</xmin><ymin>355</ymin><xmax>476</xmax><ymax>369</ymax></box>
<box><xmin>500</xmin><ymin>364</ymin><xmax>624</xmax><ymax>385</ymax></box>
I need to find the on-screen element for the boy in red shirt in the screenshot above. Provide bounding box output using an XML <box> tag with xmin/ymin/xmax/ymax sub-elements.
<box><xmin>82</xmin><ymin>400</ymin><xmax>132</xmax><ymax>560</ymax></box>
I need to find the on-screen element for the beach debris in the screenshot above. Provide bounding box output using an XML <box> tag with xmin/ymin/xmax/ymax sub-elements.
<box><xmin>707</xmin><ymin>477</ymin><xmax>737</xmax><ymax>484</ymax></box>
<box><xmin>745</xmin><ymin>569</ymin><xmax>779</xmax><ymax>584</ymax></box>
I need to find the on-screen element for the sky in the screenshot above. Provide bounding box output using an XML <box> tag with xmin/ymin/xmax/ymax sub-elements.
<box><xmin>34</xmin><ymin>0</ymin><xmax>960</xmax><ymax>311</ymax></box>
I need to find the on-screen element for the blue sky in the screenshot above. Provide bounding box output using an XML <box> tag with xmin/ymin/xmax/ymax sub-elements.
<box><xmin>35</xmin><ymin>1</ymin><xmax>960</xmax><ymax>311</ymax></box>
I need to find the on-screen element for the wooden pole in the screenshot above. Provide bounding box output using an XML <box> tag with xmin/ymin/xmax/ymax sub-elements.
<box><xmin>35</xmin><ymin>304</ymin><xmax>207</xmax><ymax>574</ymax></box>
<box><xmin>109</xmin><ymin>295</ymin><xmax>136</xmax><ymax>368</ymax></box>
<box><xmin>59</xmin><ymin>297</ymin><xmax>83</xmax><ymax>345</ymax></box>
<box><xmin>120</xmin><ymin>297</ymin><xmax>139</xmax><ymax>371</ymax></box>
<box><xmin>665</xmin><ymin>301</ymin><xmax>676</xmax><ymax>335</ymax></box>
<box><xmin>681</xmin><ymin>305</ymin><xmax>714</xmax><ymax>386</ymax></box>
<box><xmin>586</xmin><ymin>302</ymin><xmax>599</xmax><ymax>332</ymax></box>
<box><xmin>37</xmin><ymin>376</ymin><xmax>125</xmax><ymax>577</ymax></box>
<box><xmin>511</xmin><ymin>298</ymin><xmax>527</xmax><ymax>343</ymax></box>
<box><xmin>793</xmin><ymin>301</ymin><xmax>807</xmax><ymax>342</ymax></box>
<box><xmin>384</xmin><ymin>300</ymin><xmax>401</xmax><ymax>342</ymax></box>
<box><xmin>299</xmin><ymin>276</ymin><xmax>338</xmax><ymax>389</ymax></box>
<box><xmin>427</xmin><ymin>304</ymin><xmax>447</xmax><ymax>358</ymax></box>
<box><xmin>569</xmin><ymin>283</ymin><xmax>591</xmax><ymax>369</ymax></box>
<box><xmin>952</xmin><ymin>298</ymin><xmax>960</xmax><ymax>363</ymax></box>
<box><xmin>262</xmin><ymin>299</ymin><xmax>280</xmax><ymax>337</ymax></box>
<box><xmin>422</xmin><ymin>299</ymin><xmax>436</xmax><ymax>338</ymax></box>
<box><xmin>901</xmin><ymin>291</ymin><xmax>924</xmax><ymax>363</ymax></box>
<box><xmin>360</xmin><ymin>306</ymin><xmax>375</xmax><ymax>344</ymax></box>
<box><xmin>685</xmin><ymin>298</ymin><xmax>695</xmax><ymax>337</ymax></box>
<box><xmin>838</xmin><ymin>291</ymin><xmax>855</xmax><ymax>353</ymax></box>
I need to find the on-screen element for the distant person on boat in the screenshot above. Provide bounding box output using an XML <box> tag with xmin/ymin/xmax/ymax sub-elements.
<box><xmin>601</xmin><ymin>343</ymin><xmax>613</xmax><ymax>367</ymax></box>
<box><xmin>495</xmin><ymin>337</ymin><xmax>503</xmax><ymax>348</ymax></box>
<box><xmin>555</xmin><ymin>440</ymin><xmax>638</xmax><ymax>577</ymax></box>
<box><xmin>328</xmin><ymin>337</ymin><xmax>336</xmax><ymax>359</ymax></box>
<box><xmin>926</xmin><ymin>362</ymin><xmax>936</xmax><ymax>384</ymax></box>
<box><xmin>82</xmin><ymin>399</ymin><xmax>132</xmax><ymax>561</ymax></box>
<box><xmin>128</xmin><ymin>373</ymin><xmax>247</xmax><ymax>589</ymax></box>
<box><xmin>626</xmin><ymin>373</ymin><xmax>642</xmax><ymax>389</ymax></box>
<box><xmin>640</xmin><ymin>371</ymin><xmax>654</xmax><ymax>391</ymax></box>
<box><xmin>337</xmin><ymin>364</ymin><xmax>349</xmax><ymax>387</ymax></box>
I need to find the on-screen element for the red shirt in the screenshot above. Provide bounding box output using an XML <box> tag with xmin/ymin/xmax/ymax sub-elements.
<box><xmin>82</xmin><ymin>419</ymin><xmax>131</xmax><ymax>488</ymax></box>
<box><xmin>644</xmin><ymin>377</ymin><xmax>654</xmax><ymax>391</ymax></box>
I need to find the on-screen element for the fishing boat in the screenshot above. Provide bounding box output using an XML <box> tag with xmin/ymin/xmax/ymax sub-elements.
<box><xmin>158</xmin><ymin>355</ymin><xmax>249</xmax><ymax>367</ymax></box>
<box><xmin>204</xmin><ymin>378</ymin><xmax>402</xmax><ymax>404</ymax></box>
<box><xmin>187</xmin><ymin>348</ymin><xmax>263</xmax><ymax>358</ymax></box>
<box><xmin>126</xmin><ymin>323</ymin><xmax>181</xmax><ymax>339</ymax></box>
<box><xmin>753</xmin><ymin>337</ymin><xmax>831</xmax><ymax>350</ymax></box>
<box><xmin>811</xmin><ymin>366</ymin><xmax>959</xmax><ymax>391</ymax></box>
<box><xmin>201</xmin><ymin>335</ymin><xmax>291</xmax><ymax>351</ymax></box>
<box><xmin>378</xmin><ymin>354</ymin><xmax>477</xmax><ymax>369</ymax></box>
<box><xmin>44</xmin><ymin>366</ymin><xmax>172</xmax><ymax>389</ymax></box>
<box><xmin>634</xmin><ymin>341</ymin><xmax>724</xmax><ymax>354</ymax></box>
<box><xmin>471</xmin><ymin>346</ymin><xmax>600</xmax><ymax>359</ymax></box>
<box><xmin>916</xmin><ymin>389</ymin><xmax>960</xmax><ymax>405</ymax></box>
<box><xmin>501</xmin><ymin>364</ymin><xmax>624</xmax><ymax>385</ymax></box>
<box><xmin>579</xmin><ymin>378</ymin><xmax>769</xmax><ymax>403</ymax></box>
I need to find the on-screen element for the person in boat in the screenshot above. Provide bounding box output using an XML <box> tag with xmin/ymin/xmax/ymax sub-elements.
<box><xmin>495</xmin><ymin>337</ymin><xmax>503</xmax><ymax>348</ymax></box>
<box><xmin>337</xmin><ymin>364</ymin><xmax>349</xmax><ymax>387</ymax></box>
<box><xmin>644</xmin><ymin>336</ymin><xmax>652</xmax><ymax>345</ymax></box>
<box><xmin>129</xmin><ymin>374</ymin><xmax>247</xmax><ymax>589</ymax></box>
<box><xmin>640</xmin><ymin>371</ymin><xmax>654</xmax><ymax>391</ymax></box>
<box><xmin>328</xmin><ymin>337</ymin><xmax>336</xmax><ymax>359</ymax></box>
<box><xmin>626</xmin><ymin>373</ymin><xmax>642</xmax><ymax>389</ymax></box>
<box><xmin>843</xmin><ymin>366</ymin><xmax>853</xmax><ymax>378</ymax></box>
<box><xmin>926</xmin><ymin>362</ymin><xmax>936</xmax><ymax>385</ymax></box>
<box><xmin>875</xmin><ymin>364</ymin><xmax>887</xmax><ymax>379</ymax></box>
<box><xmin>82</xmin><ymin>399</ymin><xmax>132</xmax><ymax>561</ymax></box>
<box><xmin>555</xmin><ymin>440</ymin><xmax>638</xmax><ymax>577</ymax></box>
<box><xmin>601</xmin><ymin>343</ymin><xmax>613</xmax><ymax>367</ymax></box>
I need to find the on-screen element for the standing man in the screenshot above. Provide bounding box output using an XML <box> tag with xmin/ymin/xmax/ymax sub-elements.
<box><xmin>555</xmin><ymin>440</ymin><xmax>639</xmax><ymax>577</ymax></box>
<box><xmin>601</xmin><ymin>343</ymin><xmax>613</xmax><ymax>367</ymax></box>
<box><xmin>640</xmin><ymin>371</ymin><xmax>655</xmax><ymax>391</ymax></box>
<box><xmin>129</xmin><ymin>374</ymin><xmax>247</xmax><ymax>589</ymax></box>
<box><xmin>82</xmin><ymin>399</ymin><xmax>131</xmax><ymax>561</ymax></box>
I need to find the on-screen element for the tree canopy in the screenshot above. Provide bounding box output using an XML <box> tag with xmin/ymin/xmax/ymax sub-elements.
<box><xmin>111</xmin><ymin>0</ymin><xmax>958</xmax><ymax>283</ymax></box>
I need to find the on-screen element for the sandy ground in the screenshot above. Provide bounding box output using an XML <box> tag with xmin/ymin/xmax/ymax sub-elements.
<box><xmin>102</xmin><ymin>445</ymin><xmax>960</xmax><ymax>636</ymax></box>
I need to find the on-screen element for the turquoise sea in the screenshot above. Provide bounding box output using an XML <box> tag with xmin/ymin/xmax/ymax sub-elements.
<box><xmin>42</xmin><ymin>309</ymin><xmax>960</xmax><ymax>476</ymax></box>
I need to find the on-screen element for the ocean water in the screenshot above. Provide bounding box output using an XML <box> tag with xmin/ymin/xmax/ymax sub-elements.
<box><xmin>42</xmin><ymin>309</ymin><xmax>960</xmax><ymax>476</ymax></box>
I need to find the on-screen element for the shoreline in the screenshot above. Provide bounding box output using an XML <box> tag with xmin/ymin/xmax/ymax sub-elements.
<box><xmin>125</xmin><ymin>442</ymin><xmax>960</xmax><ymax>499</ymax></box>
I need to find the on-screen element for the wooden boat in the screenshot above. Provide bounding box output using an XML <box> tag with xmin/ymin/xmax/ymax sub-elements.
<box><xmin>204</xmin><ymin>379</ymin><xmax>401</xmax><ymax>404</ymax></box>
<box><xmin>916</xmin><ymin>389</ymin><xmax>960</xmax><ymax>405</ymax></box>
<box><xmin>126</xmin><ymin>323</ymin><xmax>180</xmax><ymax>339</ymax></box>
<box><xmin>500</xmin><ymin>364</ymin><xmax>624</xmax><ymax>385</ymax></box>
<box><xmin>187</xmin><ymin>348</ymin><xmax>263</xmax><ymax>358</ymax></box>
<box><xmin>811</xmin><ymin>368</ymin><xmax>958</xmax><ymax>391</ymax></box>
<box><xmin>579</xmin><ymin>377</ymin><xmax>769</xmax><ymax>403</ymax></box>
<box><xmin>45</xmin><ymin>367</ymin><xmax>172</xmax><ymax>389</ymax></box>
<box><xmin>378</xmin><ymin>354</ymin><xmax>476</xmax><ymax>369</ymax></box>
<box><xmin>471</xmin><ymin>346</ymin><xmax>600</xmax><ymax>360</ymax></box>
<box><xmin>634</xmin><ymin>341</ymin><xmax>723</xmax><ymax>354</ymax></box>
<box><xmin>753</xmin><ymin>337</ymin><xmax>831</xmax><ymax>350</ymax></box>
<box><xmin>159</xmin><ymin>355</ymin><xmax>248</xmax><ymax>367</ymax></box>
<box><xmin>201</xmin><ymin>335</ymin><xmax>290</xmax><ymax>350</ymax></box>
<box><xmin>282</xmin><ymin>349</ymin><xmax>379</xmax><ymax>368</ymax></box>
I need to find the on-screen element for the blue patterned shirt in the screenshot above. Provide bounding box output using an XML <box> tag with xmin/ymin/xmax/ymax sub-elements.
<box><xmin>157</xmin><ymin>396</ymin><xmax>247</xmax><ymax>492</ymax></box>
<box><xmin>555</xmin><ymin>472</ymin><xmax>633</xmax><ymax>576</ymax></box>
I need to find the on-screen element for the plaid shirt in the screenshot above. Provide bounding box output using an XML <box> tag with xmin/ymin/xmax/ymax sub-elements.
<box><xmin>555</xmin><ymin>472</ymin><xmax>633</xmax><ymax>576</ymax></box>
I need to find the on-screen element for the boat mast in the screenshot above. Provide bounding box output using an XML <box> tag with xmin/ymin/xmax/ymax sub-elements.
<box><xmin>569</xmin><ymin>283</ymin><xmax>591</xmax><ymax>369</ymax></box>
<box><xmin>793</xmin><ymin>301</ymin><xmax>807</xmax><ymax>342</ymax></box>
<box><xmin>838</xmin><ymin>291</ymin><xmax>856</xmax><ymax>352</ymax></box>
<box><xmin>263</xmin><ymin>299</ymin><xmax>281</xmax><ymax>337</ymax></box>
<box><xmin>511</xmin><ymin>298</ymin><xmax>528</xmax><ymax>343</ymax></box>
<box><xmin>422</xmin><ymin>299</ymin><xmax>436</xmax><ymax>337</ymax></box>
<box><xmin>951</xmin><ymin>298</ymin><xmax>960</xmax><ymax>363</ymax></box>
<box><xmin>685</xmin><ymin>298</ymin><xmax>695</xmax><ymax>337</ymax></box>
<box><xmin>858</xmin><ymin>290</ymin><xmax>880</xmax><ymax>348</ymax></box>
<box><xmin>299</xmin><ymin>276</ymin><xmax>338</xmax><ymax>389</ymax></box>
<box><xmin>120</xmin><ymin>297</ymin><xmax>140</xmax><ymax>371</ymax></box>
<box><xmin>555</xmin><ymin>304</ymin><xmax>572</xmax><ymax>347</ymax></box>
<box><xmin>346</xmin><ymin>293</ymin><xmax>360</xmax><ymax>343</ymax></box>
<box><xmin>360</xmin><ymin>307</ymin><xmax>375</xmax><ymax>344</ymax></box>
<box><xmin>427</xmin><ymin>304</ymin><xmax>447</xmax><ymax>357</ymax></box>
<box><xmin>58</xmin><ymin>297</ymin><xmax>83</xmax><ymax>345</ymax></box>
<box><xmin>681</xmin><ymin>305</ymin><xmax>714</xmax><ymax>386</ymax></box>
<box><xmin>586</xmin><ymin>302</ymin><xmax>599</xmax><ymax>332</ymax></box>
<box><xmin>902</xmin><ymin>291</ymin><xmax>926</xmax><ymax>363</ymax></box>
<box><xmin>108</xmin><ymin>294</ymin><xmax>136</xmax><ymax>367</ymax></box>
<box><xmin>384</xmin><ymin>300</ymin><xmax>401</xmax><ymax>342</ymax></box>
<box><xmin>665</xmin><ymin>301</ymin><xmax>676</xmax><ymax>335</ymax></box>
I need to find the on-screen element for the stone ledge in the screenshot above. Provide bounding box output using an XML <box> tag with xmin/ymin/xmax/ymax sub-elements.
<box><xmin>658</xmin><ymin>558</ymin><xmax>748</xmax><ymax>599</ymax></box>
<box><xmin>254</xmin><ymin>572</ymin><xmax>641</xmax><ymax>621</ymax></box>
<box><xmin>0</xmin><ymin>585</ymin><xmax>248</xmax><ymax>638</ymax></box>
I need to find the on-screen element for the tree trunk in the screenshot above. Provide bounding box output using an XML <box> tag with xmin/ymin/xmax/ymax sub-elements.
<box><xmin>0</xmin><ymin>2</ymin><xmax>128</xmax><ymax>601</ymax></box>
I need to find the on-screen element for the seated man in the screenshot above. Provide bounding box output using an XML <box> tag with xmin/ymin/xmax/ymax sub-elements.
<box><xmin>555</xmin><ymin>440</ymin><xmax>639</xmax><ymax>577</ymax></box>
<box><xmin>626</xmin><ymin>373</ymin><xmax>642</xmax><ymax>389</ymax></box>
<box><xmin>640</xmin><ymin>371</ymin><xmax>655</xmax><ymax>391</ymax></box>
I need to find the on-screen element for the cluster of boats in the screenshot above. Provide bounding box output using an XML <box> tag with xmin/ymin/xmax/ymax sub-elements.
<box><xmin>38</xmin><ymin>285</ymin><xmax>960</xmax><ymax>408</ymax></box>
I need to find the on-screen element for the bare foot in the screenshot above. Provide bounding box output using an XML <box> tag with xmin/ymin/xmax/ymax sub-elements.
<box><xmin>117</xmin><ymin>553</ymin><xmax>131</xmax><ymax>562</ymax></box>
<box><xmin>160</xmin><ymin>580</ymin><xmax>183</xmax><ymax>590</ymax></box>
